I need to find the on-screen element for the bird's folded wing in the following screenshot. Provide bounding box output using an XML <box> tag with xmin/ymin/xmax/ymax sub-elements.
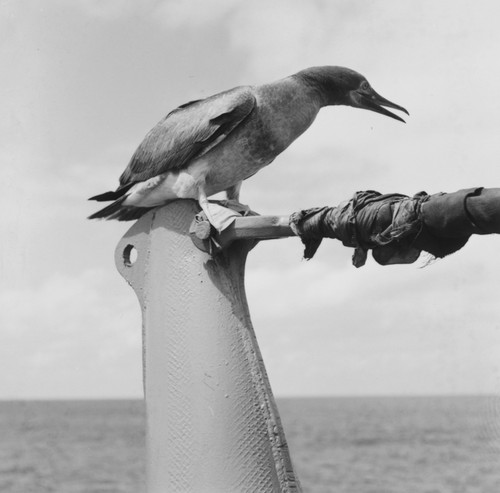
<box><xmin>119</xmin><ymin>86</ymin><xmax>256</xmax><ymax>185</ymax></box>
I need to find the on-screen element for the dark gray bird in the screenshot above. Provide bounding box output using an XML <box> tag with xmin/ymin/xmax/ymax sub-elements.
<box><xmin>89</xmin><ymin>66</ymin><xmax>408</xmax><ymax>229</ymax></box>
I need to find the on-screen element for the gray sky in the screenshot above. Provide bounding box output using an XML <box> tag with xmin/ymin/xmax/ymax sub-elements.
<box><xmin>1</xmin><ymin>0</ymin><xmax>499</xmax><ymax>398</ymax></box>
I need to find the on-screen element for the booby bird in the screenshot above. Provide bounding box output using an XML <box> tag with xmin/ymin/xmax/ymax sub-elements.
<box><xmin>88</xmin><ymin>66</ymin><xmax>408</xmax><ymax>229</ymax></box>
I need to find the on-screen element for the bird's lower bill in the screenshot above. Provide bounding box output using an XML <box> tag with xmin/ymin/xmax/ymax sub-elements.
<box><xmin>350</xmin><ymin>91</ymin><xmax>409</xmax><ymax>123</ymax></box>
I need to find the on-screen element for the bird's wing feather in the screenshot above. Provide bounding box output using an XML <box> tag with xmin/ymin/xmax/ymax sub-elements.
<box><xmin>119</xmin><ymin>86</ymin><xmax>256</xmax><ymax>185</ymax></box>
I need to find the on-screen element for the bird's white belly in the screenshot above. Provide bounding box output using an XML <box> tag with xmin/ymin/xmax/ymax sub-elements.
<box><xmin>124</xmin><ymin>164</ymin><xmax>209</xmax><ymax>208</ymax></box>
<box><xmin>123</xmin><ymin>152</ymin><xmax>260</xmax><ymax>208</ymax></box>
<box><xmin>123</xmin><ymin>144</ymin><xmax>270</xmax><ymax>209</ymax></box>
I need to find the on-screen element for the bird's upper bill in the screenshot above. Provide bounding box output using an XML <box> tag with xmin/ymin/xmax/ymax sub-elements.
<box><xmin>350</xmin><ymin>87</ymin><xmax>409</xmax><ymax>123</ymax></box>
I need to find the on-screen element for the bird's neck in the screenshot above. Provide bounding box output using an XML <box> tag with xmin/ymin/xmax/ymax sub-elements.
<box><xmin>256</xmin><ymin>78</ymin><xmax>323</xmax><ymax>148</ymax></box>
<box><xmin>292</xmin><ymin>69</ymin><xmax>347</xmax><ymax>107</ymax></box>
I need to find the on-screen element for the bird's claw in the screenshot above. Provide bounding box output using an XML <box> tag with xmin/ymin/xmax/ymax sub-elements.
<box><xmin>218</xmin><ymin>200</ymin><xmax>253</xmax><ymax>216</ymax></box>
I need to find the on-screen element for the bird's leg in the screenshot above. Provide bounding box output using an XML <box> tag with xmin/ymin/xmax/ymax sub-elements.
<box><xmin>225</xmin><ymin>182</ymin><xmax>242</xmax><ymax>202</ymax></box>
<box><xmin>198</xmin><ymin>187</ymin><xmax>217</xmax><ymax>224</ymax></box>
<box><xmin>224</xmin><ymin>181</ymin><xmax>251</xmax><ymax>215</ymax></box>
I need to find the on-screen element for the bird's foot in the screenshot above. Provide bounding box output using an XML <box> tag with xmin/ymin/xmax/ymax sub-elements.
<box><xmin>191</xmin><ymin>199</ymin><xmax>259</xmax><ymax>255</ymax></box>
<box><xmin>218</xmin><ymin>199</ymin><xmax>252</xmax><ymax>216</ymax></box>
<box><xmin>200</xmin><ymin>201</ymin><xmax>242</xmax><ymax>232</ymax></box>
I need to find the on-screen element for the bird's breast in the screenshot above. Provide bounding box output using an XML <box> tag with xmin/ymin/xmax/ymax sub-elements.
<box><xmin>207</xmin><ymin>91</ymin><xmax>320</xmax><ymax>185</ymax></box>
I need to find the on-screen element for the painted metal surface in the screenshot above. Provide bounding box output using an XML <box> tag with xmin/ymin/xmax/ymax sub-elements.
<box><xmin>115</xmin><ymin>200</ymin><xmax>301</xmax><ymax>493</ymax></box>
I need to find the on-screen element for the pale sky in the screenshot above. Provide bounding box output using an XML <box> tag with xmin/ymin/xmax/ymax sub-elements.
<box><xmin>1</xmin><ymin>0</ymin><xmax>500</xmax><ymax>398</ymax></box>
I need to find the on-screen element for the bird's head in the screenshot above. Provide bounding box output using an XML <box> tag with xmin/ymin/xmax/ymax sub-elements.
<box><xmin>296</xmin><ymin>66</ymin><xmax>409</xmax><ymax>123</ymax></box>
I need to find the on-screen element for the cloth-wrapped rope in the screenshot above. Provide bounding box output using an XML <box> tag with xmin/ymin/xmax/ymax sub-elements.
<box><xmin>290</xmin><ymin>187</ymin><xmax>500</xmax><ymax>267</ymax></box>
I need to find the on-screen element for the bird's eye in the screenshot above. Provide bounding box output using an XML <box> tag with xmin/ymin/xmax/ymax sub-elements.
<box><xmin>360</xmin><ymin>81</ymin><xmax>370</xmax><ymax>92</ymax></box>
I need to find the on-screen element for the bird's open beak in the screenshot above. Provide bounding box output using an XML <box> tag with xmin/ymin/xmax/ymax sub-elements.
<box><xmin>351</xmin><ymin>90</ymin><xmax>409</xmax><ymax>123</ymax></box>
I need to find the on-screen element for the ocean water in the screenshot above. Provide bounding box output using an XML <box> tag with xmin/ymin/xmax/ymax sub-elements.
<box><xmin>0</xmin><ymin>396</ymin><xmax>499</xmax><ymax>493</ymax></box>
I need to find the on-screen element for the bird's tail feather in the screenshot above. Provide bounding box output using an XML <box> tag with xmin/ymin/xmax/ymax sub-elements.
<box><xmin>88</xmin><ymin>182</ymin><xmax>135</xmax><ymax>202</ymax></box>
<box><xmin>88</xmin><ymin>195</ymin><xmax>153</xmax><ymax>221</ymax></box>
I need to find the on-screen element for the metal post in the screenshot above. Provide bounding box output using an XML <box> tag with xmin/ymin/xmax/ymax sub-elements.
<box><xmin>115</xmin><ymin>200</ymin><xmax>301</xmax><ymax>493</ymax></box>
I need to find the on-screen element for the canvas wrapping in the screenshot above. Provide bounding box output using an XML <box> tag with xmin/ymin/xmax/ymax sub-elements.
<box><xmin>290</xmin><ymin>188</ymin><xmax>500</xmax><ymax>267</ymax></box>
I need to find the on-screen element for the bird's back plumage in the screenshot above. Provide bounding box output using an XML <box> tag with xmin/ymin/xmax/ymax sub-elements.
<box><xmin>118</xmin><ymin>86</ymin><xmax>256</xmax><ymax>186</ymax></box>
<box><xmin>89</xmin><ymin>86</ymin><xmax>258</xmax><ymax>221</ymax></box>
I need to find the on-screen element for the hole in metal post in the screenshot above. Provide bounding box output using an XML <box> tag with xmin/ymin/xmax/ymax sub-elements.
<box><xmin>123</xmin><ymin>244</ymin><xmax>138</xmax><ymax>267</ymax></box>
